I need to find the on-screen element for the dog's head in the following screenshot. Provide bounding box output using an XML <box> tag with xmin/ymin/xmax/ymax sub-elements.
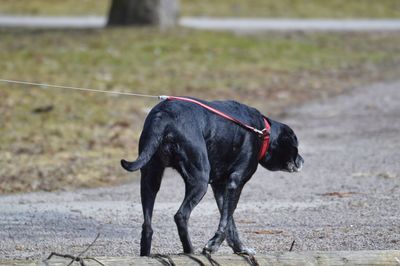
<box><xmin>259</xmin><ymin>119</ymin><xmax>304</xmax><ymax>173</ymax></box>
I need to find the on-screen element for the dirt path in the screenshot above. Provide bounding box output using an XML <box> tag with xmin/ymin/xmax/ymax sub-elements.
<box><xmin>180</xmin><ymin>18</ymin><xmax>400</xmax><ymax>32</ymax></box>
<box><xmin>1</xmin><ymin>80</ymin><xmax>399</xmax><ymax>260</ymax></box>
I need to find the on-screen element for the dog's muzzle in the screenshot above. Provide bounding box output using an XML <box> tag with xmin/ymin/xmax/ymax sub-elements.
<box><xmin>287</xmin><ymin>155</ymin><xmax>304</xmax><ymax>172</ymax></box>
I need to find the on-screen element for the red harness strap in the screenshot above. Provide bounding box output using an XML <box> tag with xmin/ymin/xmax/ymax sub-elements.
<box><xmin>165</xmin><ymin>96</ymin><xmax>271</xmax><ymax>161</ymax></box>
<box><xmin>259</xmin><ymin>117</ymin><xmax>271</xmax><ymax>160</ymax></box>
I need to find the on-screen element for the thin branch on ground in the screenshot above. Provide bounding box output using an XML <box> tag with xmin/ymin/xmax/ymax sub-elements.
<box><xmin>235</xmin><ymin>252</ymin><xmax>260</xmax><ymax>266</ymax></box>
<box><xmin>67</xmin><ymin>232</ymin><xmax>101</xmax><ymax>265</ymax></box>
<box><xmin>44</xmin><ymin>233</ymin><xmax>104</xmax><ymax>266</ymax></box>
<box><xmin>179</xmin><ymin>253</ymin><xmax>206</xmax><ymax>266</ymax></box>
<box><xmin>202</xmin><ymin>249</ymin><xmax>221</xmax><ymax>266</ymax></box>
<box><xmin>289</xmin><ymin>240</ymin><xmax>296</xmax><ymax>252</ymax></box>
<box><xmin>151</xmin><ymin>253</ymin><xmax>177</xmax><ymax>266</ymax></box>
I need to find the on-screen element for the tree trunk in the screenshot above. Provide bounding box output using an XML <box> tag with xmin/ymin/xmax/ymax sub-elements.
<box><xmin>107</xmin><ymin>0</ymin><xmax>179</xmax><ymax>28</ymax></box>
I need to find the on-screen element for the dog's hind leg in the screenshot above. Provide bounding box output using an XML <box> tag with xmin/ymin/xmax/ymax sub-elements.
<box><xmin>211</xmin><ymin>182</ymin><xmax>255</xmax><ymax>255</ymax></box>
<box><xmin>140</xmin><ymin>158</ymin><xmax>165</xmax><ymax>256</ymax></box>
<box><xmin>174</xmin><ymin>147</ymin><xmax>210</xmax><ymax>254</ymax></box>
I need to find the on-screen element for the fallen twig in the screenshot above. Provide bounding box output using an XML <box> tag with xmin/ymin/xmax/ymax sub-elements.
<box><xmin>319</xmin><ymin>191</ymin><xmax>357</xmax><ymax>198</ymax></box>
<box><xmin>179</xmin><ymin>253</ymin><xmax>206</xmax><ymax>266</ymax></box>
<box><xmin>44</xmin><ymin>233</ymin><xmax>104</xmax><ymax>266</ymax></box>
<box><xmin>67</xmin><ymin>233</ymin><xmax>101</xmax><ymax>265</ymax></box>
<box><xmin>235</xmin><ymin>252</ymin><xmax>260</xmax><ymax>266</ymax></box>
<box><xmin>151</xmin><ymin>253</ymin><xmax>176</xmax><ymax>266</ymax></box>
<box><xmin>202</xmin><ymin>249</ymin><xmax>221</xmax><ymax>266</ymax></box>
<box><xmin>289</xmin><ymin>240</ymin><xmax>296</xmax><ymax>252</ymax></box>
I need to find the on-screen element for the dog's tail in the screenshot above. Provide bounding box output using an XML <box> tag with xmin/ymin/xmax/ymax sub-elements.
<box><xmin>120</xmin><ymin>157</ymin><xmax>149</xmax><ymax>172</ymax></box>
<box><xmin>121</xmin><ymin>114</ymin><xmax>166</xmax><ymax>172</ymax></box>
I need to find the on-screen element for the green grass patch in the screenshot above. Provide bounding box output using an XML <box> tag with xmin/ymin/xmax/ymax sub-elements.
<box><xmin>1</xmin><ymin>28</ymin><xmax>400</xmax><ymax>193</ymax></box>
<box><xmin>0</xmin><ymin>0</ymin><xmax>399</xmax><ymax>18</ymax></box>
<box><xmin>0</xmin><ymin>0</ymin><xmax>110</xmax><ymax>16</ymax></box>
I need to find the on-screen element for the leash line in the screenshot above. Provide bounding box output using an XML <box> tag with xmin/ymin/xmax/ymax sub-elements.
<box><xmin>0</xmin><ymin>78</ymin><xmax>160</xmax><ymax>98</ymax></box>
<box><xmin>1</xmin><ymin>78</ymin><xmax>271</xmax><ymax>159</ymax></box>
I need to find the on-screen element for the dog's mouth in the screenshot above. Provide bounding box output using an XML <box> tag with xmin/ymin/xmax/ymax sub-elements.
<box><xmin>286</xmin><ymin>156</ymin><xmax>304</xmax><ymax>173</ymax></box>
<box><xmin>286</xmin><ymin>163</ymin><xmax>299</xmax><ymax>173</ymax></box>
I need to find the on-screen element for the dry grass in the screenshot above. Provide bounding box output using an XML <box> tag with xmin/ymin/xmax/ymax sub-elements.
<box><xmin>1</xmin><ymin>27</ymin><xmax>400</xmax><ymax>193</ymax></box>
<box><xmin>0</xmin><ymin>0</ymin><xmax>399</xmax><ymax>18</ymax></box>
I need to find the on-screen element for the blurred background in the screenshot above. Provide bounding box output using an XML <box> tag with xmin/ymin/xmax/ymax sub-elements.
<box><xmin>0</xmin><ymin>0</ymin><xmax>399</xmax><ymax>193</ymax></box>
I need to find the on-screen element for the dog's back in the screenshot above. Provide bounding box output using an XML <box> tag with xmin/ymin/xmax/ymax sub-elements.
<box><xmin>121</xmin><ymin>98</ymin><xmax>264</xmax><ymax>173</ymax></box>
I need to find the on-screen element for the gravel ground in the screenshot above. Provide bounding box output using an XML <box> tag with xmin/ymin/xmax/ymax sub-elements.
<box><xmin>0</xmin><ymin>80</ymin><xmax>399</xmax><ymax>260</ymax></box>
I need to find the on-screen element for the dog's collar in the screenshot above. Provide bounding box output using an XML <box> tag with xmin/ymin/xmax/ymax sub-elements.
<box><xmin>258</xmin><ymin>117</ymin><xmax>271</xmax><ymax>161</ymax></box>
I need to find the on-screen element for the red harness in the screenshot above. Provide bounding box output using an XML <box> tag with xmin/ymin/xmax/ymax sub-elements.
<box><xmin>258</xmin><ymin>117</ymin><xmax>271</xmax><ymax>160</ymax></box>
<box><xmin>164</xmin><ymin>96</ymin><xmax>270</xmax><ymax>161</ymax></box>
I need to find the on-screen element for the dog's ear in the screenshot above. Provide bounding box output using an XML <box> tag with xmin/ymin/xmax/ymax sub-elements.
<box><xmin>277</xmin><ymin>125</ymin><xmax>298</xmax><ymax>148</ymax></box>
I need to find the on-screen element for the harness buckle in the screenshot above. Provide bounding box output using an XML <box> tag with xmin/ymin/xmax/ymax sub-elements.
<box><xmin>158</xmin><ymin>95</ymin><xmax>169</xmax><ymax>101</ymax></box>
<box><xmin>254</xmin><ymin>128</ymin><xmax>269</xmax><ymax>138</ymax></box>
<box><xmin>261</xmin><ymin>128</ymin><xmax>268</xmax><ymax>135</ymax></box>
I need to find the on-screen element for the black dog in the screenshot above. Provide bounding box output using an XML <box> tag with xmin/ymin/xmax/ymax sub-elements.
<box><xmin>121</xmin><ymin>97</ymin><xmax>303</xmax><ymax>256</ymax></box>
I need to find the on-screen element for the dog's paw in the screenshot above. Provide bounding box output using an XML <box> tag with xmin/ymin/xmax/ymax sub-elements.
<box><xmin>203</xmin><ymin>231</ymin><xmax>225</xmax><ymax>254</ymax></box>
<box><xmin>236</xmin><ymin>247</ymin><xmax>256</xmax><ymax>255</ymax></box>
<box><xmin>203</xmin><ymin>242</ymin><xmax>219</xmax><ymax>254</ymax></box>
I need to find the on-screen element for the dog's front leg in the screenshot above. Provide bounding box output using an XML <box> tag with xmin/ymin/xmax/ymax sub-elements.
<box><xmin>211</xmin><ymin>183</ymin><xmax>255</xmax><ymax>254</ymax></box>
<box><xmin>204</xmin><ymin>173</ymin><xmax>244</xmax><ymax>253</ymax></box>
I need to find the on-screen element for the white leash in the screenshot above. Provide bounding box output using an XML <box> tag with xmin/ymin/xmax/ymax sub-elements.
<box><xmin>0</xmin><ymin>78</ymin><xmax>162</xmax><ymax>99</ymax></box>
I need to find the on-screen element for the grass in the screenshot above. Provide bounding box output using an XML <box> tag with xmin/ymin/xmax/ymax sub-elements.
<box><xmin>0</xmin><ymin>0</ymin><xmax>110</xmax><ymax>16</ymax></box>
<box><xmin>0</xmin><ymin>0</ymin><xmax>399</xmax><ymax>18</ymax></box>
<box><xmin>1</xmin><ymin>27</ymin><xmax>400</xmax><ymax>193</ymax></box>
